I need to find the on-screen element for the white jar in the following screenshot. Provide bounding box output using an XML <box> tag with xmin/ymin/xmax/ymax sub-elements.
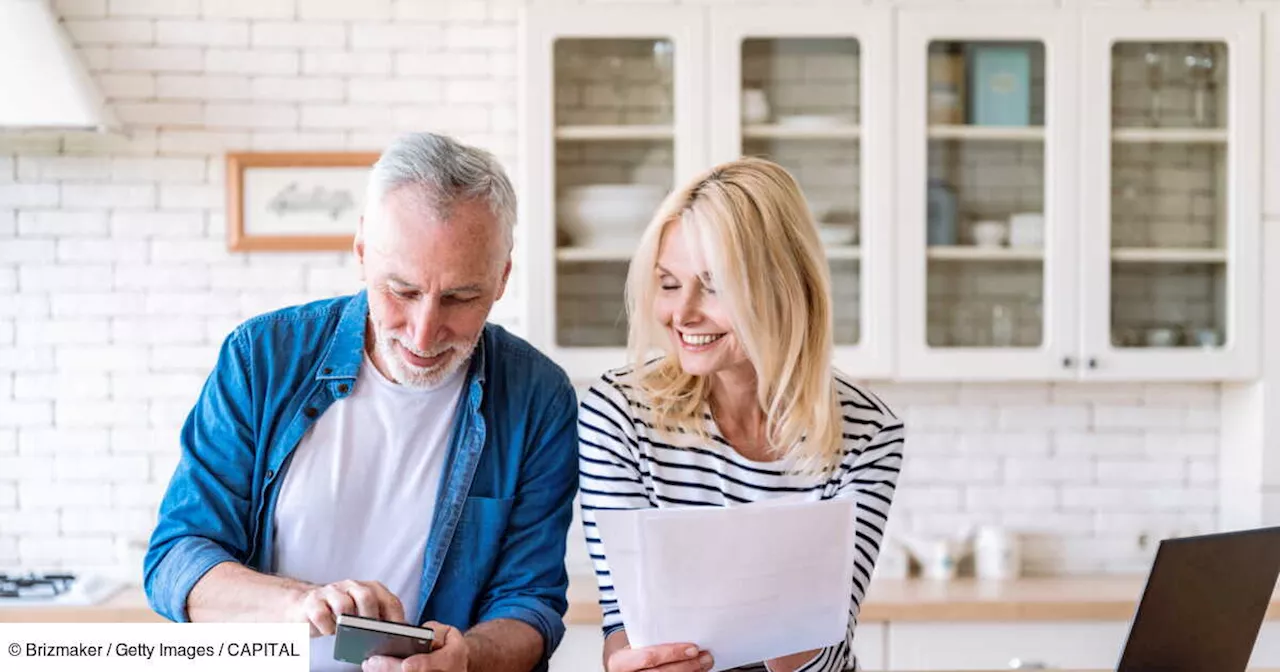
<box><xmin>1008</xmin><ymin>212</ymin><xmax>1044</xmax><ymax>248</ymax></box>
<box><xmin>974</xmin><ymin>526</ymin><xmax>1021</xmax><ymax>580</ymax></box>
<box><xmin>742</xmin><ymin>89</ymin><xmax>770</xmax><ymax>124</ymax></box>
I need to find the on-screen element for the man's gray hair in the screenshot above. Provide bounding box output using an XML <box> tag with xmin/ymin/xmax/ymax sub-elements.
<box><xmin>364</xmin><ymin>132</ymin><xmax>517</xmax><ymax>252</ymax></box>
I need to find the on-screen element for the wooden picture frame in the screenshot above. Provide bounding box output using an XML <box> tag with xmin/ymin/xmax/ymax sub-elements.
<box><xmin>225</xmin><ymin>151</ymin><xmax>380</xmax><ymax>252</ymax></box>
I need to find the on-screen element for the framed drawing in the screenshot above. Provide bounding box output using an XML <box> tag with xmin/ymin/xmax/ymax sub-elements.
<box><xmin>226</xmin><ymin>152</ymin><xmax>380</xmax><ymax>252</ymax></box>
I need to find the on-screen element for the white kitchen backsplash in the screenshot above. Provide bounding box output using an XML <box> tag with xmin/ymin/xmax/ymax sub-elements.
<box><xmin>0</xmin><ymin>0</ymin><xmax>1233</xmax><ymax>581</ymax></box>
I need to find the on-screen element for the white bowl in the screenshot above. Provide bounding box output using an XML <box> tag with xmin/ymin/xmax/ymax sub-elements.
<box><xmin>558</xmin><ymin>184</ymin><xmax>667</xmax><ymax>250</ymax></box>
<box><xmin>816</xmin><ymin>222</ymin><xmax>857</xmax><ymax>246</ymax></box>
<box><xmin>777</xmin><ymin>113</ymin><xmax>856</xmax><ymax>128</ymax></box>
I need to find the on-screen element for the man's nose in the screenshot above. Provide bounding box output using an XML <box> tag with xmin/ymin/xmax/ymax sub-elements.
<box><xmin>407</xmin><ymin>299</ymin><xmax>445</xmax><ymax>351</ymax></box>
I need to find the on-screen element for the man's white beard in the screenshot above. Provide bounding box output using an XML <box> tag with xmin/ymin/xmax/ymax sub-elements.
<box><xmin>374</xmin><ymin>329</ymin><xmax>476</xmax><ymax>390</ymax></box>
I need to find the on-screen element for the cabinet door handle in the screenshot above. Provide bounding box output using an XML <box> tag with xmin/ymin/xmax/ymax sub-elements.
<box><xmin>1087</xmin><ymin>357</ymin><xmax>1098</xmax><ymax>369</ymax></box>
<box><xmin>1061</xmin><ymin>356</ymin><xmax>1075</xmax><ymax>368</ymax></box>
<box><xmin>1008</xmin><ymin>659</ymin><xmax>1049</xmax><ymax>670</ymax></box>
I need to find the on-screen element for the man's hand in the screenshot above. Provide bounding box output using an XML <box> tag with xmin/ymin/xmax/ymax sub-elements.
<box><xmin>289</xmin><ymin>579</ymin><xmax>405</xmax><ymax>637</ymax></box>
<box><xmin>362</xmin><ymin>622</ymin><xmax>467</xmax><ymax>672</ymax></box>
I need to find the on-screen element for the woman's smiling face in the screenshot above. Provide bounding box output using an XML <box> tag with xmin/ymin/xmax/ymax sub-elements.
<box><xmin>652</xmin><ymin>219</ymin><xmax>751</xmax><ymax>378</ymax></box>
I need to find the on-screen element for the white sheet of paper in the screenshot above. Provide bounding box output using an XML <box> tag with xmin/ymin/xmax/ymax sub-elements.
<box><xmin>594</xmin><ymin>499</ymin><xmax>857</xmax><ymax>671</ymax></box>
<box><xmin>592</xmin><ymin>508</ymin><xmax>654</xmax><ymax>647</ymax></box>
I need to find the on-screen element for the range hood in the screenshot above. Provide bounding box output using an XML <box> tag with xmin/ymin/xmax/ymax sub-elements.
<box><xmin>0</xmin><ymin>0</ymin><xmax>116</xmax><ymax>131</ymax></box>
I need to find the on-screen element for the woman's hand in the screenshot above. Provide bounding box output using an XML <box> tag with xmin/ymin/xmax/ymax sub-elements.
<box><xmin>604</xmin><ymin>631</ymin><xmax>714</xmax><ymax>672</ymax></box>
<box><xmin>607</xmin><ymin>643</ymin><xmax>713</xmax><ymax>672</ymax></box>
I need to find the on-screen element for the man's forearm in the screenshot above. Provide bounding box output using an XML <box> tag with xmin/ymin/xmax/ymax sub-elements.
<box><xmin>464</xmin><ymin>619</ymin><xmax>544</xmax><ymax>672</ymax></box>
<box><xmin>186</xmin><ymin>561</ymin><xmax>312</xmax><ymax>624</ymax></box>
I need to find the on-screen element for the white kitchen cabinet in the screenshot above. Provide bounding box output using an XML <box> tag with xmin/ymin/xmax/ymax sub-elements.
<box><xmin>550</xmin><ymin>624</ymin><xmax>604</xmax><ymax>672</ymax></box>
<box><xmin>519</xmin><ymin>5</ymin><xmax>1264</xmax><ymax>383</ymax></box>
<box><xmin>895</xmin><ymin>9</ymin><xmax>1080</xmax><ymax>381</ymax></box>
<box><xmin>708</xmin><ymin>7</ymin><xmax>895</xmax><ymax>379</ymax></box>
<box><xmin>884</xmin><ymin>621</ymin><xmax>1129</xmax><ymax>671</ymax></box>
<box><xmin>895</xmin><ymin>7</ymin><xmax>1262</xmax><ymax>382</ymax></box>
<box><xmin>519</xmin><ymin>4</ymin><xmax>708</xmax><ymax>381</ymax></box>
<box><xmin>1250</xmin><ymin>622</ymin><xmax>1280</xmax><ymax>667</ymax></box>
<box><xmin>1077</xmin><ymin>10</ymin><xmax>1261</xmax><ymax>381</ymax></box>
<box><xmin>853</xmin><ymin>622</ymin><xmax>887</xmax><ymax>670</ymax></box>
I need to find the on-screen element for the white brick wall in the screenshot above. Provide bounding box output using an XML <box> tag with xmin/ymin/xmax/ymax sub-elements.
<box><xmin>876</xmin><ymin>382</ymin><xmax>1222</xmax><ymax>575</ymax></box>
<box><xmin>0</xmin><ymin>0</ymin><xmax>1232</xmax><ymax>583</ymax></box>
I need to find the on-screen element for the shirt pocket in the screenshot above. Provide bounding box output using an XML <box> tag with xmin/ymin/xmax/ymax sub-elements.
<box><xmin>440</xmin><ymin>495</ymin><xmax>515</xmax><ymax>594</ymax></box>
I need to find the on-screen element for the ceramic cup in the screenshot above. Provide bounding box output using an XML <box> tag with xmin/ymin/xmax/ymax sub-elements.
<box><xmin>1145</xmin><ymin>327</ymin><xmax>1179</xmax><ymax>348</ymax></box>
<box><xmin>1194</xmin><ymin>328</ymin><xmax>1221</xmax><ymax>348</ymax></box>
<box><xmin>974</xmin><ymin>526</ymin><xmax>1021</xmax><ymax>580</ymax></box>
<box><xmin>971</xmin><ymin>220</ymin><xmax>1008</xmax><ymax>248</ymax></box>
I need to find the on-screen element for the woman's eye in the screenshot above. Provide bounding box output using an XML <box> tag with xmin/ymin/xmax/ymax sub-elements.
<box><xmin>392</xmin><ymin>288</ymin><xmax>417</xmax><ymax>300</ymax></box>
<box><xmin>660</xmin><ymin>284</ymin><xmax>679</xmax><ymax>291</ymax></box>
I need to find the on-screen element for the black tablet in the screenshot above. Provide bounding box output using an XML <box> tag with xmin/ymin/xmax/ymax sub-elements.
<box><xmin>333</xmin><ymin>613</ymin><xmax>436</xmax><ymax>664</ymax></box>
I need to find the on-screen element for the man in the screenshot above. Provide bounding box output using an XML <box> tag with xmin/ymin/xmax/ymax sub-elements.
<box><xmin>144</xmin><ymin>132</ymin><xmax>580</xmax><ymax>672</ymax></box>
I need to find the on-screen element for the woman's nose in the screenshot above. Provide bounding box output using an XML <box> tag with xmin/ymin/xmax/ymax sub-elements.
<box><xmin>672</xmin><ymin>287</ymin><xmax>701</xmax><ymax>326</ymax></box>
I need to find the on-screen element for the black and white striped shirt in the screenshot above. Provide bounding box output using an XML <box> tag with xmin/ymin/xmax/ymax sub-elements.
<box><xmin>578</xmin><ymin>364</ymin><xmax>906</xmax><ymax>672</ymax></box>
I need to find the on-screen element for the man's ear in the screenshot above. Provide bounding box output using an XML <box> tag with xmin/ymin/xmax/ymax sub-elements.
<box><xmin>494</xmin><ymin>259</ymin><xmax>512</xmax><ymax>301</ymax></box>
<box><xmin>354</xmin><ymin>216</ymin><xmax>366</xmax><ymax>280</ymax></box>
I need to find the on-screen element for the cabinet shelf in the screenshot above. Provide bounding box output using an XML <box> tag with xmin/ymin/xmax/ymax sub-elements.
<box><xmin>927</xmin><ymin>125</ymin><xmax>1045</xmax><ymax>142</ymax></box>
<box><xmin>556</xmin><ymin>247</ymin><xmax>634</xmax><ymax>262</ymax></box>
<box><xmin>1111</xmin><ymin>128</ymin><xmax>1228</xmax><ymax>144</ymax></box>
<box><xmin>927</xmin><ymin>246</ymin><xmax>1044</xmax><ymax>261</ymax></box>
<box><xmin>744</xmin><ymin>124</ymin><xmax>861</xmax><ymax>140</ymax></box>
<box><xmin>1111</xmin><ymin>247</ymin><xmax>1227</xmax><ymax>263</ymax></box>
<box><xmin>558</xmin><ymin>245</ymin><xmax>863</xmax><ymax>262</ymax></box>
<box><xmin>824</xmin><ymin>245</ymin><xmax>862</xmax><ymax>260</ymax></box>
<box><xmin>555</xmin><ymin>125</ymin><xmax>674</xmax><ymax>141</ymax></box>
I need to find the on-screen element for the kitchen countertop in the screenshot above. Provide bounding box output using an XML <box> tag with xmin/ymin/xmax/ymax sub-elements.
<box><xmin>4</xmin><ymin>575</ymin><xmax>1279</xmax><ymax>624</ymax></box>
<box><xmin>567</xmin><ymin>575</ymin><xmax>1280</xmax><ymax>624</ymax></box>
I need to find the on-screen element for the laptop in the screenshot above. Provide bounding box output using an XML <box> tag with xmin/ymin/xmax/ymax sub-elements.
<box><xmin>1117</xmin><ymin>526</ymin><xmax>1280</xmax><ymax>671</ymax></box>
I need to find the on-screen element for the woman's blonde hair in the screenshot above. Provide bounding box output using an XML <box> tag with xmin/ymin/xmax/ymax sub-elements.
<box><xmin>624</xmin><ymin>156</ymin><xmax>842</xmax><ymax>471</ymax></box>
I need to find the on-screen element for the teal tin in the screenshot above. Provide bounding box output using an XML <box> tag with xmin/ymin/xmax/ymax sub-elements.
<box><xmin>968</xmin><ymin>44</ymin><xmax>1032</xmax><ymax>126</ymax></box>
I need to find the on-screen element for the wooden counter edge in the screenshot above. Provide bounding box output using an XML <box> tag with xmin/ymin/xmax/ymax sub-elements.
<box><xmin>4</xmin><ymin>585</ymin><xmax>1277</xmax><ymax>626</ymax></box>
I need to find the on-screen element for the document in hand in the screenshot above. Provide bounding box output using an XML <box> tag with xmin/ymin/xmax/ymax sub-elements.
<box><xmin>594</xmin><ymin>498</ymin><xmax>857</xmax><ymax>671</ymax></box>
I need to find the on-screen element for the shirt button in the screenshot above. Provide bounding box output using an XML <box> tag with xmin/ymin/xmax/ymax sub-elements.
<box><xmin>337</xmin><ymin>384</ymin><xmax>349</xmax><ymax>394</ymax></box>
<box><xmin>266</xmin><ymin>469</ymin><xmax>274</xmax><ymax>480</ymax></box>
<box><xmin>304</xmin><ymin>407</ymin><xmax>318</xmax><ymax>419</ymax></box>
<box><xmin>323</xmin><ymin>367</ymin><xmax>333</xmax><ymax>375</ymax></box>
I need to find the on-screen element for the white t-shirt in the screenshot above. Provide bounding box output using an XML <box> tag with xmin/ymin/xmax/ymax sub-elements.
<box><xmin>273</xmin><ymin>355</ymin><xmax>466</xmax><ymax>672</ymax></box>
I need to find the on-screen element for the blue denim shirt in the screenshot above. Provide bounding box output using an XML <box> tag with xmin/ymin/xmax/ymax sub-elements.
<box><xmin>143</xmin><ymin>291</ymin><xmax>579</xmax><ymax>665</ymax></box>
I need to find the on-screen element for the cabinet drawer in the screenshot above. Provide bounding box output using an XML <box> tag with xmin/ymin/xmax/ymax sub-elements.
<box><xmin>551</xmin><ymin>625</ymin><xmax>603</xmax><ymax>672</ymax></box>
<box><xmin>854</xmin><ymin>622</ymin><xmax>886</xmax><ymax>670</ymax></box>
<box><xmin>1250</xmin><ymin>622</ymin><xmax>1280</xmax><ymax>667</ymax></box>
<box><xmin>886</xmin><ymin>621</ymin><xmax>1129</xmax><ymax>671</ymax></box>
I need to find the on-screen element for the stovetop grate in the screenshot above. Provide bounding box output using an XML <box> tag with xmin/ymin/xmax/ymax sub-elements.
<box><xmin>0</xmin><ymin>573</ymin><xmax>77</xmax><ymax>599</ymax></box>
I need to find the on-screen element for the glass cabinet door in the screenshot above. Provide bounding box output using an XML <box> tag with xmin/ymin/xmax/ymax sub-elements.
<box><xmin>924</xmin><ymin>40</ymin><xmax>1046</xmax><ymax>351</ymax></box>
<box><xmin>521</xmin><ymin>8</ymin><xmax>706</xmax><ymax>379</ymax></box>
<box><xmin>1080</xmin><ymin>12</ymin><xmax>1260</xmax><ymax>380</ymax></box>
<box><xmin>1108</xmin><ymin>41</ymin><xmax>1228</xmax><ymax>352</ymax></box>
<box><xmin>896</xmin><ymin>12</ymin><xmax>1077</xmax><ymax>380</ymax></box>
<box><xmin>710</xmin><ymin>8</ymin><xmax>892</xmax><ymax>378</ymax></box>
<box><xmin>553</xmin><ymin>37</ymin><xmax>676</xmax><ymax>349</ymax></box>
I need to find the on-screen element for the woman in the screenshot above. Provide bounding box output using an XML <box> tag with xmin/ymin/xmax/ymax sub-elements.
<box><xmin>578</xmin><ymin>157</ymin><xmax>905</xmax><ymax>672</ymax></box>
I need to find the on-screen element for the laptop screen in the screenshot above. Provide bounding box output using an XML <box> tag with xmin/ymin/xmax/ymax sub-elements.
<box><xmin>1118</xmin><ymin>526</ymin><xmax>1280</xmax><ymax>672</ymax></box>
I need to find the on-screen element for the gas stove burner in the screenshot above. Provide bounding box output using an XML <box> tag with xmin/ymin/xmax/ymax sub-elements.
<box><xmin>0</xmin><ymin>573</ymin><xmax>78</xmax><ymax>599</ymax></box>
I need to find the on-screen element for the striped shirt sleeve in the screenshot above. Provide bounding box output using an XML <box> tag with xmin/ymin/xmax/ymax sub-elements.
<box><xmin>577</xmin><ymin>375</ymin><xmax>654</xmax><ymax>638</ymax></box>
